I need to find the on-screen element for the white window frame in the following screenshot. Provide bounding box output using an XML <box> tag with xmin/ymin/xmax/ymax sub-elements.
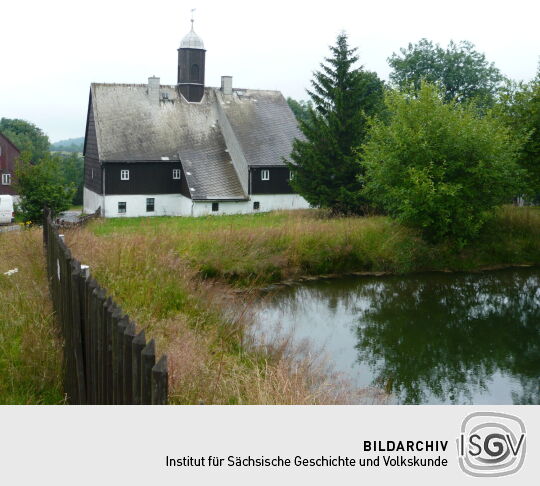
<box><xmin>118</xmin><ymin>202</ymin><xmax>126</xmax><ymax>214</ymax></box>
<box><xmin>2</xmin><ymin>173</ymin><xmax>11</xmax><ymax>185</ymax></box>
<box><xmin>120</xmin><ymin>169</ymin><xmax>130</xmax><ymax>181</ymax></box>
<box><xmin>172</xmin><ymin>169</ymin><xmax>181</xmax><ymax>180</ymax></box>
<box><xmin>289</xmin><ymin>170</ymin><xmax>294</xmax><ymax>181</ymax></box>
<box><xmin>261</xmin><ymin>169</ymin><xmax>270</xmax><ymax>181</ymax></box>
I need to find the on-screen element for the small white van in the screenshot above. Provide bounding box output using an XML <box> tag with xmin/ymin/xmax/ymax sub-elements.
<box><xmin>0</xmin><ymin>195</ymin><xmax>15</xmax><ymax>224</ymax></box>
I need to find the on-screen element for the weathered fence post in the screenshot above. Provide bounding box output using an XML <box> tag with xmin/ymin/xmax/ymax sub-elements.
<box><xmin>152</xmin><ymin>355</ymin><xmax>168</xmax><ymax>405</ymax></box>
<box><xmin>113</xmin><ymin>314</ymin><xmax>128</xmax><ymax>404</ymax></box>
<box><xmin>141</xmin><ymin>340</ymin><xmax>156</xmax><ymax>405</ymax></box>
<box><xmin>123</xmin><ymin>321</ymin><xmax>136</xmax><ymax>404</ymax></box>
<box><xmin>104</xmin><ymin>298</ymin><xmax>114</xmax><ymax>404</ymax></box>
<box><xmin>132</xmin><ymin>330</ymin><xmax>146</xmax><ymax>405</ymax></box>
<box><xmin>70</xmin><ymin>258</ymin><xmax>87</xmax><ymax>404</ymax></box>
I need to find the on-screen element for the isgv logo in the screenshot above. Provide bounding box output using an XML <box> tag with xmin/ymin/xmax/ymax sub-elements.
<box><xmin>457</xmin><ymin>412</ymin><xmax>526</xmax><ymax>477</ymax></box>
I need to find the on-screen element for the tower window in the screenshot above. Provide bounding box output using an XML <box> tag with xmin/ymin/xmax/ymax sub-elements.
<box><xmin>118</xmin><ymin>202</ymin><xmax>126</xmax><ymax>214</ymax></box>
<box><xmin>173</xmin><ymin>169</ymin><xmax>181</xmax><ymax>180</ymax></box>
<box><xmin>146</xmin><ymin>198</ymin><xmax>155</xmax><ymax>212</ymax></box>
<box><xmin>190</xmin><ymin>64</ymin><xmax>200</xmax><ymax>82</ymax></box>
<box><xmin>120</xmin><ymin>169</ymin><xmax>130</xmax><ymax>181</ymax></box>
<box><xmin>261</xmin><ymin>170</ymin><xmax>270</xmax><ymax>181</ymax></box>
<box><xmin>212</xmin><ymin>202</ymin><xmax>219</xmax><ymax>212</ymax></box>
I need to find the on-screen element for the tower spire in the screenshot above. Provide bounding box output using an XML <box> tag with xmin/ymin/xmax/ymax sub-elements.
<box><xmin>190</xmin><ymin>8</ymin><xmax>196</xmax><ymax>31</ymax></box>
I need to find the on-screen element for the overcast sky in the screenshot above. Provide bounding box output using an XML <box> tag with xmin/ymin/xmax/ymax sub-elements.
<box><xmin>1</xmin><ymin>0</ymin><xmax>539</xmax><ymax>142</ymax></box>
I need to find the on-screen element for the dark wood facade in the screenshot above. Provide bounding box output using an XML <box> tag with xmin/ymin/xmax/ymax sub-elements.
<box><xmin>104</xmin><ymin>162</ymin><xmax>184</xmax><ymax>195</ymax></box>
<box><xmin>178</xmin><ymin>47</ymin><xmax>205</xmax><ymax>102</ymax></box>
<box><xmin>83</xmin><ymin>95</ymin><xmax>103</xmax><ymax>194</ymax></box>
<box><xmin>250</xmin><ymin>167</ymin><xmax>294</xmax><ymax>195</ymax></box>
<box><xmin>0</xmin><ymin>133</ymin><xmax>20</xmax><ymax>196</ymax></box>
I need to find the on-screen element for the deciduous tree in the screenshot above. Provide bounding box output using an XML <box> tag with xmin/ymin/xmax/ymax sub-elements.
<box><xmin>362</xmin><ymin>83</ymin><xmax>523</xmax><ymax>244</ymax></box>
<box><xmin>0</xmin><ymin>118</ymin><xmax>50</xmax><ymax>162</ymax></box>
<box><xmin>14</xmin><ymin>153</ymin><xmax>75</xmax><ymax>223</ymax></box>
<box><xmin>388</xmin><ymin>39</ymin><xmax>503</xmax><ymax>108</ymax></box>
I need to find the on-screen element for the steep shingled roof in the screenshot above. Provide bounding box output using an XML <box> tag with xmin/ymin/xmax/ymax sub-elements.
<box><xmin>90</xmin><ymin>83</ymin><xmax>300</xmax><ymax>200</ymax></box>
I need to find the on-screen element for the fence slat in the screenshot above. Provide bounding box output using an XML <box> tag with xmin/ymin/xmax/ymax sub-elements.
<box><xmin>132</xmin><ymin>330</ymin><xmax>146</xmax><ymax>405</ymax></box>
<box><xmin>114</xmin><ymin>315</ymin><xmax>129</xmax><ymax>404</ymax></box>
<box><xmin>141</xmin><ymin>340</ymin><xmax>156</xmax><ymax>405</ymax></box>
<box><xmin>70</xmin><ymin>258</ymin><xmax>87</xmax><ymax>404</ymax></box>
<box><xmin>104</xmin><ymin>298</ymin><xmax>114</xmax><ymax>405</ymax></box>
<box><xmin>123</xmin><ymin>321</ymin><xmax>136</xmax><ymax>405</ymax></box>
<box><xmin>151</xmin><ymin>355</ymin><xmax>168</xmax><ymax>405</ymax></box>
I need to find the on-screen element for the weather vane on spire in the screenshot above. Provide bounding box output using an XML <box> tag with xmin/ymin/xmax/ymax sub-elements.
<box><xmin>190</xmin><ymin>8</ymin><xmax>196</xmax><ymax>30</ymax></box>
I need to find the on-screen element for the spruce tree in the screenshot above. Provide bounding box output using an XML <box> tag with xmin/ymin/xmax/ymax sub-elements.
<box><xmin>287</xmin><ymin>33</ymin><xmax>384</xmax><ymax>214</ymax></box>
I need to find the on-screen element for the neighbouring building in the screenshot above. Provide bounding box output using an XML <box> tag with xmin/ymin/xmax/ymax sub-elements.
<box><xmin>0</xmin><ymin>132</ymin><xmax>19</xmax><ymax>197</ymax></box>
<box><xmin>83</xmin><ymin>21</ymin><xmax>309</xmax><ymax>218</ymax></box>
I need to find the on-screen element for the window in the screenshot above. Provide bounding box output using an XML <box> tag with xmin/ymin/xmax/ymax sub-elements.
<box><xmin>173</xmin><ymin>169</ymin><xmax>181</xmax><ymax>180</ymax></box>
<box><xmin>261</xmin><ymin>169</ymin><xmax>270</xmax><ymax>181</ymax></box>
<box><xmin>91</xmin><ymin>169</ymin><xmax>94</xmax><ymax>180</ymax></box>
<box><xmin>146</xmin><ymin>198</ymin><xmax>155</xmax><ymax>212</ymax></box>
<box><xmin>253</xmin><ymin>201</ymin><xmax>260</xmax><ymax>210</ymax></box>
<box><xmin>118</xmin><ymin>202</ymin><xmax>126</xmax><ymax>214</ymax></box>
<box><xmin>0</xmin><ymin>145</ymin><xmax>3</xmax><ymax>156</ymax></box>
<box><xmin>212</xmin><ymin>202</ymin><xmax>219</xmax><ymax>212</ymax></box>
<box><xmin>2</xmin><ymin>173</ymin><xmax>11</xmax><ymax>185</ymax></box>
<box><xmin>120</xmin><ymin>169</ymin><xmax>130</xmax><ymax>181</ymax></box>
<box><xmin>289</xmin><ymin>170</ymin><xmax>294</xmax><ymax>181</ymax></box>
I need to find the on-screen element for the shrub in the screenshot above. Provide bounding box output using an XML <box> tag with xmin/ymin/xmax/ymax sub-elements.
<box><xmin>362</xmin><ymin>83</ymin><xmax>524</xmax><ymax>244</ymax></box>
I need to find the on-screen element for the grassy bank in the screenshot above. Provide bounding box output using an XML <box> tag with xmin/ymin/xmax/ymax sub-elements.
<box><xmin>89</xmin><ymin>206</ymin><xmax>540</xmax><ymax>286</ymax></box>
<box><xmin>0</xmin><ymin>229</ymin><xmax>64</xmax><ymax>404</ymax></box>
<box><xmin>62</xmin><ymin>205</ymin><xmax>538</xmax><ymax>404</ymax></box>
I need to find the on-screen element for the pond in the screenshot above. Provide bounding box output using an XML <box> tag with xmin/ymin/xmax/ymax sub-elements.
<box><xmin>254</xmin><ymin>268</ymin><xmax>540</xmax><ymax>404</ymax></box>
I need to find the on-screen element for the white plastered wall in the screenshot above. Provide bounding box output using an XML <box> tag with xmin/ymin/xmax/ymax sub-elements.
<box><xmin>103</xmin><ymin>193</ymin><xmax>193</xmax><ymax>218</ymax></box>
<box><xmin>83</xmin><ymin>187</ymin><xmax>104</xmax><ymax>215</ymax></box>
<box><xmin>85</xmin><ymin>190</ymin><xmax>309</xmax><ymax>218</ymax></box>
<box><xmin>191</xmin><ymin>194</ymin><xmax>310</xmax><ymax>216</ymax></box>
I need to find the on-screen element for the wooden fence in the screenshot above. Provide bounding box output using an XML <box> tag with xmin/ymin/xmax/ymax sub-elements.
<box><xmin>43</xmin><ymin>208</ymin><xmax>168</xmax><ymax>404</ymax></box>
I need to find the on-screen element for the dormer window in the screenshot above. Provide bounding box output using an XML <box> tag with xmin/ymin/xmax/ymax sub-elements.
<box><xmin>261</xmin><ymin>169</ymin><xmax>270</xmax><ymax>181</ymax></box>
<box><xmin>120</xmin><ymin>169</ymin><xmax>130</xmax><ymax>181</ymax></box>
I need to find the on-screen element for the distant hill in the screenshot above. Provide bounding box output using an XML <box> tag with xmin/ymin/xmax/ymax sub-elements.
<box><xmin>50</xmin><ymin>137</ymin><xmax>84</xmax><ymax>153</ymax></box>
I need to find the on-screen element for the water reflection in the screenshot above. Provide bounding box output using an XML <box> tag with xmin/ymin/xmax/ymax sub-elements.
<box><xmin>255</xmin><ymin>269</ymin><xmax>540</xmax><ymax>404</ymax></box>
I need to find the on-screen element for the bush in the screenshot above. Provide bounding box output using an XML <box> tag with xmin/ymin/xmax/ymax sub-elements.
<box><xmin>362</xmin><ymin>83</ymin><xmax>524</xmax><ymax>244</ymax></box>
<box><xmin>14</xmin><ymin>153</ymin><xmax>75</xmax><ymax>223</ymax></box>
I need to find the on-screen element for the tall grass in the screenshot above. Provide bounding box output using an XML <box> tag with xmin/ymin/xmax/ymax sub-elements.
<box><xmin>87</xmin><ymin>206</ymin><xmax>540</xmax><ymax>285</ymax></box>
<box><xmin>0</xmin><ymin>229</ymin><xmax>64</xmax><ymax>404</ymax></box>
<box><xmin>65</xmin><ymin>228</ymin><xmax>361</xmax><ymax>404</ymax></box>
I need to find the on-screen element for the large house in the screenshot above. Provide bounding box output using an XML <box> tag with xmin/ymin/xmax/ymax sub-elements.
<box><xmin>83</xmin><ymin>22</ymin><xmax>309</xmax><ymax>217</ymax></box>
<box><xmin>0</xmin><ymin>132</ymin><xmax>19</xmax><ymax>197</ymax></box>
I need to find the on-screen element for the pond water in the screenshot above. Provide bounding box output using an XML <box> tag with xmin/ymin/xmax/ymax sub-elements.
<box><xmin>254</xmin><ymin>268</ymin><xmax>540</xmax><ymax>404</ymax></box>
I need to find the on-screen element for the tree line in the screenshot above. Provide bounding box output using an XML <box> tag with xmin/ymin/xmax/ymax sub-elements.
<box><xmin>286</xmin><ymin>34</ymin><xmax>540</xmax><ymax>244</ymax></box>
<box><xmin>0</xmin><ymin>118</ymin><xmax>83</xmax><ymax>222</ymax></box>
